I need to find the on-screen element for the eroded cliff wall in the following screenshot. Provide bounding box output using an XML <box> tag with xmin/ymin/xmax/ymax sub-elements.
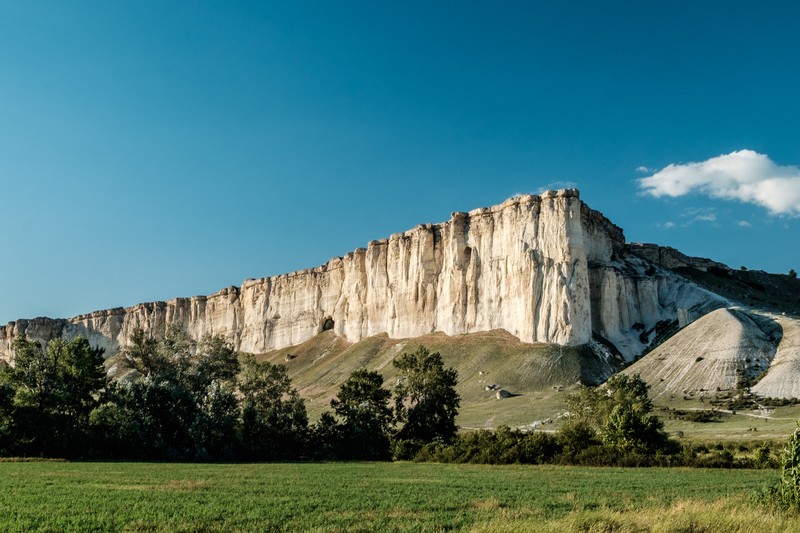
<box><xmin>4</xmin><ymin>189</ymin><xmax>629</xmax><ymax>359</ymax></box>
<box><xmin>2</xmin><ymin>189</ymin><xmax>727</xmax><ymax>364</ymax></box>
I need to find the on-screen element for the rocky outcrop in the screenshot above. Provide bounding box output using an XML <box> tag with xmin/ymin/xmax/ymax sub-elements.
<box><xmin>0</xmin><ymin>317</ymin><xmax>72</xmax><ymax>352</ymax></box>
<box><xmin>626</xmin><ymin>243</ymin><xmax>730</xmax><ymax>272</ymax></box>
<box><xmin>0</xmin><ymin>189</ymin><xmax>719</xmax><ymax>363</ymax></box>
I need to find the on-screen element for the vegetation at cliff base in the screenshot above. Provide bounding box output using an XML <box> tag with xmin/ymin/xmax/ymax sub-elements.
<box><xmin>5</xmin><ymin>331</ymin><xmax>800</xmax><ymax>529</ymax></box>
<box><xmin>0</xmin><ymin>331</ymin><xmax>793</xmax><ymax>470</ymax></box>
<box><xmin>311</xmin><ymin>368</ymin><xmax>394</xmax><ymax>460</ymax></box>
<box><xmin>0</xmin><ymin>336</ymin><xmax>104</xmax><ymax>457</ymax></box>
<box><xmin>0</xmin><ymin>332</ymin><xmax>462</xmax><ymax>461</ymax></box>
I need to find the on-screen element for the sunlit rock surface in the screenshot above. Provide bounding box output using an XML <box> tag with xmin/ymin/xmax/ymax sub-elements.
<box><xmin>624</xmin><ymin>308</ymin><xmax>785</xmax><ymax>398</ymax></box>
<box><xmin>0</xmin><ymin>190</ymin><xmax>720</xmax><ymax>361</ymax></box>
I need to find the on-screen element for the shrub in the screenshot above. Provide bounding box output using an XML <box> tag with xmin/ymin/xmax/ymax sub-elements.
<box><xmin>754</xmin><ymin>442</ymin><xmax>776</xmax><ymax>469</ymax></box>
<box><xmin>762</xmin><ymin>425</ymin><xmax>800</xmax><ymax>509</ymax></box>
<box><xmin>405</xmin><ymin>427</ymin><xmax>562</xmax><ymax>465</ymax></box>
<box><xmin>391</xmin><ymin>438</ymin><xmax>425</xmax><ymax>461</ymax></box>
<box><xmin>564</xmin><ymin>374</ymin><xmax>675</xmax><ymax>456</ymax></box>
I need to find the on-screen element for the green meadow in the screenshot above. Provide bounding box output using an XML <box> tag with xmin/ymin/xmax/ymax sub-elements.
<box><xmin>0</xmin><ymin>461</ymin><xmax>793</xmax><ymax>532</ymax></box>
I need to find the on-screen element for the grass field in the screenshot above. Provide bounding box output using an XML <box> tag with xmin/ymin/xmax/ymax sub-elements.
<box><xmin>656</xmin><ymin>398</ymin><xmax>800</xmax><ymax>443</ymax></box>
<box><xmin>0</xmin><ymin>461</ymin><xmax>793</xmax><ymax>532</ymax></box>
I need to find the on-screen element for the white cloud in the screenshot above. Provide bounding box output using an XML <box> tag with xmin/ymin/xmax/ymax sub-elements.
<box><xmin>737</xmin><ymin>220</ymin><xmax>752</xmax><ymax>228</ymax></box>
<box><xmin>679</xmin><ymin>207</ymin><xmax>717</xmax><ymax>225</ymax></box>
<box><xmin>636</xmin><ymin>166</ymin><xmax>653</xmax><ymax>173</ymax></box>
<box><xmin>658</xmin><ymin>221</ymin><xmax>676</xmax><ymax>229</ymax></box>
<box><xmin>638</xmin><ymin>150</ymin><xmax>800</xmax><ymax>216</ymax></box>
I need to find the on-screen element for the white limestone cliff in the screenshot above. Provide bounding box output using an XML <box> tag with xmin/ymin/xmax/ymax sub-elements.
<box><xmin>588</xmin><ymin>257</ymin><xmax>729</xmax><ymax>359</ymax></box>
<box><xmin>0</xmin><ymin>190</ymin><xmax>713</xmax><ymax>362</ymax></box>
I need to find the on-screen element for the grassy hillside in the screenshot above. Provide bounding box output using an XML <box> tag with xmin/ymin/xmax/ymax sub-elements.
<box><xmin>101</xmin><ymin>323</ymin><xmax>800</xmax><ymax>440</ymax></box>
<box><xmin>247</xmin><ymin>323</ymin><xmax>800</xmax><ymax>439</ymax></box>
<box><xmin>656</xmin><ymin>400</ymin><xmax>800</xmax><ymax>443</ymax></box>
<box><xmin>257</xmin><ymin>329</ymin><xmax>611</xmax><ymax>428</ymax></box>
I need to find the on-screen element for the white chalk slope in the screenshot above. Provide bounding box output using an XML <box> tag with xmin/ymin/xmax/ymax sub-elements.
<box><xmin>625</xmin><ymin>308</ymin><xmax>800</xmax><ymax>399</ymax></box>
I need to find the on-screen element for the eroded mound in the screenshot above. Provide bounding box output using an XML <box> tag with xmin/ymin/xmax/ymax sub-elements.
<box><xmin>752</xmin><ymin>316</ymin><xmax>800</xmax><ymax>399</ymax></box>
<box><xmin>625</xmin><ymin>308</ymin><xmax>782</xmax><ymax>399</ymax></box>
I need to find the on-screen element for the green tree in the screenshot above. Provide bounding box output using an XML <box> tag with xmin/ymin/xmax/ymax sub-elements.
<box><xmin>52</xmin><ymin>338</ymin><xmax>108</xmax><ymax>420</ymax></box>
<box><xmin>191</xmin><ymin>380</ymin><xmax>240</xmax><ymax>459</ymax></box>
<box><xmin>0</xmin><ymin>377</ymin><xmax>14</xmax><ymax>454</ymax></box>
<box><xmin>106</xmin><ymin>327</ymin><xmax>199</xmax><ymax>458</ymax></box>
<box><xmin>89</xmin><ymin>381</ymin><xmax>150</xmax><ymax>458</ymax></box>
<box><xmin>159</xmin><ymin>325</ymin><xmax>193</xmax><ymax>383</ymax></box>
<box><xmin>99</xmin><ymin>329</ymin><xmax>244</xmax><ymax>459</ymax></box>
<box><xmin>187</xmin><ymin>335</ymin><xmax>241</xmax><ymax>459</ymax></box>
<box><xmin>120</xmin><ymin>328</ymin><xmax>170</xmax><ymax>380</ymax></box>
<box><xmin>238</xmin><ymin>356</ymin><xmax>308</xmax><ymax>460</ymax></box>
<box><xmin>393</xmin><ymin>346</ymin><xmax>460</xmax><ymax>444</ymax></box>
<box><xmin>191</xmin><ymin>334</ymin><xmax>240</xmax><ymax>390</ymax></box>
<box><xmin>309</xmin><ymin>411</ymin><xmax>341</xmax><ymax>460</ymax></box>
<box><xmin>564</xmin><ymin>373</ymin><xmax>671</xmax><ymax>455</ymax></box>
<box><xmin>5</xmin><ymin>336</ymin><xmax>105</xmax><ymax>457</ymax></box>
<box><xmin>123</xmin><ymin>326</ymin><xmax>197</xmax><ymax>382</ymax></box>
<box><xmin>603</xmin><ymin>403</ymin><xmax>669</xmax><ymax>454</ymax></box>
<box><xmin>790</xmin><ymin>268</ymin><xmax>797</xmax><ymax>279</ymax></box>
<box><xmin>121</xmin><ymin>328</ymin><xmax>239</xmax><ymax>393</ymax></box>
<box><xmin>329</xmin><ymin>369</ymin><xmax>393</xmax><ymax>459</ymax></box>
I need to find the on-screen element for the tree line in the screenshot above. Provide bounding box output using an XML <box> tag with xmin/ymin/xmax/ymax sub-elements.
<box><xmin>0</xmin><ymin>329</ymin><xmax>789</xmax><ymax>470</ymax></box>
<box><xmin>0</xmin><ymin>330</ymin><xmax>459</xmax><ymax>460</ymax></box>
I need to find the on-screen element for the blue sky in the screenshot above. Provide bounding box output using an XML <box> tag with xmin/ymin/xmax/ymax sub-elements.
<box><xmin>1</xmin><ymin>1</ymin><xmax>798</xmax><ymax>324</ymax></box>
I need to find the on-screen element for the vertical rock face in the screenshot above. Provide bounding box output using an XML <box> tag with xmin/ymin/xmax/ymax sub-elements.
<box><xmin>0</xmin><ymin>189</ymin><xmax>713</xmax><ymax>362</ymax></box>
<box><xmin>587</xmin><ymin>259</ymin><xmax>728</xmax><ymax>360</ymax></box>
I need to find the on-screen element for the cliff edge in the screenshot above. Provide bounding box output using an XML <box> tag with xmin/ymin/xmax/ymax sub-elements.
<box><xmin>0</xmin><ymin>190</ymin><xmax>721</xmax><ymax>362</ymax></box>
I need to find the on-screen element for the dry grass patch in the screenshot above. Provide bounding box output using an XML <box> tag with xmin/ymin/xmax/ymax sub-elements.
<box><xmin>471</xmin><ymin>497</ymin><xmax>507</xmax><ymax>510</ymax></box>
<box><xmin>472</xmin><ymin>496</ymin><xmax>800</xmax><ymax>532</ymax></box>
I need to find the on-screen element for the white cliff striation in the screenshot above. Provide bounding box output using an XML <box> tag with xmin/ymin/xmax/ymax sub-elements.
<box><xmin>0</xmin><ymin>190</ymin><xmax>719</xmax><ymax>362</ymax></box>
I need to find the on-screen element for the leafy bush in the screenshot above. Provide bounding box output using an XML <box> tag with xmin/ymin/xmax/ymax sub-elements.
<box><xmin>669</xmin><ymin>409</ymin><xmax>721</xmax><ymax>423</ymax></box>
<box><xmin>391</xmin><ymin>438</ymin><xmax>425</xmax><ymax>461</ymax></box>
<box><xmin>407</xmin><ymin>426</ymin><xmax>561</xmax><ymax>465</ymax></box>
<box><xmin>564</xmin><ymin>374</ymin><xmax>675</xmax><ymax>455</ymax></box>
<box><xmin>754</xmin><ymin>442</ymin><xmax>777</xmax><ymax>469</ymax></box>
<box><xmin>761</xmin><ymin>426</ymin><xmax>800</xmax><ymax>509</ymax></box>
<box><xmin>758</xmin><ymin>397</ymin><xmax>800</xmax><ymax>407</ymax></box>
